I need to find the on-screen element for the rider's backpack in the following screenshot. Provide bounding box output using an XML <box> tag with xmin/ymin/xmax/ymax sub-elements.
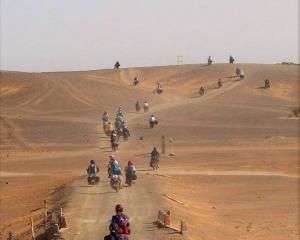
<box><xmin>112</xmin><ymin>214</ymin><xmax>130</xmax><ymax>235</ymax></box>
<box><xmin>126</xmin><ymin>166</ymin><xmax>134</xmax><ymax>175</ymax></box>
<box><xmin>89</xmin><ymin>164</ymin><xmax>97</xmax><ymax>174</ymax></box>
<box><xmin>113</xmin><ymin>164</ymin><xmax>121</xmax><ymax>175</ymax></box>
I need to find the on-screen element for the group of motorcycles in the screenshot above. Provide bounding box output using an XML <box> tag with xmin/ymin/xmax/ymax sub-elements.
<box><xmin>102</xmin><ymin>108</ymin><xmax>130</xmax><ymax>151</ymax></box>
<box><xmin>135</xmin><ymin>100</ymin><xmax>149</xmax><ymax>112</ymax></box>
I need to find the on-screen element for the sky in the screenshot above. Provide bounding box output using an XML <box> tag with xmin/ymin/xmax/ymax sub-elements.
<box><xmin>0</xmin><ymin>0</ymin><xmax>299</xmax><ymax>72</ymax></box>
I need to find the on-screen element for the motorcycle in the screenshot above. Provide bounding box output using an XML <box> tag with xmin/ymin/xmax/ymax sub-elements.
<box><xmin>150</xmin><ymin>159</ymin><xmax>159</xmax><ymax>170</ymax></box>
<box><xmin>198</xmin><ymin>88</ymin><xmax>204</xmax><ymax>96</ymax></box>
<box><xmin>156</xmin><ymin>88</ymin><xmax>163</xmax><ymax>94</ymax></box>
<box><xmin>144</xmin><ymin>104</ymin><xmax>149</xmax><ymax>112</ymax></box>
<box><xmin>110</xmin><ymin>175</ymin><xmax>122</xmax><ymax>192</ymax></box>
<box><xmin>265</xmin><ymin>80</ymin><xmax>270</xmax><ymax>88</ymax></box>
<box><xmin>87</xmin><ymin>173</ymin><xmax>100</xmax><ymax>185</ymax></box>
<box><xmin>122</xmin><ymin>128</ymin><xmax>130</xmax><ymax>141</ymax></box>
<box><xmin>149</xmin><ymin>120</ymin><xmax>158</xmax><ymax>128</ymax></box>
<box><xmin>218</xmin><ymin>80</ymin><xmax>223</xmax><ymax>88</ymax></box>
<box><xmin>135</xmin><ymin>103</ymin><xmax>141</xmax><ymax>112</ymax></box>
<box><xmin>111</xmin><ymin>139</ymin><xmax>119</xmax><ymax>151</ymax></box>
<box><xmin>126</xmin><ymin>173</ymin><xmax>137</xmax><ymax>187</ymax></box>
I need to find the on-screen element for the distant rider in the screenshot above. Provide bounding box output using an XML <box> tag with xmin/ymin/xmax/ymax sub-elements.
<box><xmin>199</xmin><ymin>86</ymin><xmax>205</xmax><ymax>96</ymax></box>
<box><xmin>229</xmin><ymin>55</ymin><xmax>235</xmax><ymax>64</ymax></box>
<box><xmin>149</xmin><ymin>114</ymin><xmax>157</xmax><ymax>128</ymax></box>
<box><xmin>114</xmin><ymin>61</ymin><xmax>120</xmax><ymax>69</ymax></box>
<box><xmin>125</xmin><ymin>161</ymin><xmax>137</xmax><ymax>184</ymax></box>
<box><xmin>103</xmin><ymin>111</ymin><xmax>109</xmax><ymax>122</ymax></box>
<box><xmin>150</xmin><ymin>147</ymin><xmax>160</xmax><ymax>167</ymax></box>
<box><xmin>143</xmin><ymin>100</ymin><xmax>149</xmax><ymax>112</ymax></box>
<box><xmin>265</xmin><ymin>79</ymin><xmax>270</xmax><ymax>88</ymax></box>
<box><xmin>133</xmin><ymin>77</ymin><xmax>139</xmax><ymax>86</ymax></box>
<box><xmin>111</xmin><ymin>204</ymin><xmax>130</xmax><ymax>239</ymax></box>
<box><xmin>116</xmin><ymin>107</ymin><xmax>124</xmax><ymax>119</ymax></box>
<box><xmin>239</xmin><ymin>70</ymin><xmax>244</xmax><ymax>79</ymax></box>
<box><xmin>135</xmin><ymin>100</ymin><xmax>141</xmax><ymax>112</ymax></box>
<box><xmin>208</xmin><ymin>56</ymin><xmax>213</xmax><ymax>65</ymax></box>
<box><xmin>87</xmin><ymin>160</ymin><xmax>99</xmax><ymax>175</ymax></box>
<box><xmin>218</xmin><ymin>79</ymin><xmax>223</xmax><ymax>87</ymax></box>
<box><xmin>236</xmin><ymin>67</ymin><xmax>241</xmax><ymax>76</ymax></box>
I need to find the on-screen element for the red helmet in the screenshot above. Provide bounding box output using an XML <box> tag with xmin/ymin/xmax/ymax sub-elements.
<box><xmin>115</xmin><ymin>204</ymin><xmax>123</xmax><ymax>213</ymax></box>
<box><xmin>128</xmin><ymin>160</ymin><xmax>133</xmax><ymax>165</ymax></box>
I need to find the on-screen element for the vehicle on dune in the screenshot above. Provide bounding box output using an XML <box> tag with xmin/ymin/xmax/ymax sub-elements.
<box><xmin>110</xmin><ymin>175</ymin><xmax>122</xmax><ymax>192</ymax></box>
<box><xmin>87</xmin><ymin>173</ymin><xmax>100</xmax><ymax>185</ymax></box>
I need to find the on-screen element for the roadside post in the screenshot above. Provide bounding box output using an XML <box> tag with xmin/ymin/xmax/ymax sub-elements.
<box><xmin>168</xmin><ymin>137</ymin><xmax>175</xmax><ymax>156</ymax></box>
<box><xmin>161</xmin><ymin>135</ymin><xmax>166</xmax><ymax>154</ymax></box>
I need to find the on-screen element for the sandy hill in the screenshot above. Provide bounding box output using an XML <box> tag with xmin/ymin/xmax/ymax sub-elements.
<box><xmin>0</xmin><ymin>64</ymin><xmax>299</xmax><ymax>240</ymax></box>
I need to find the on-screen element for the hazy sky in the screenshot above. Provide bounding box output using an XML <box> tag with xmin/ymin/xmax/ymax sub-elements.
<box><xmin>0</xmin><ymin>0</ymin><xmax>299</xmax><ymax>72</ymax></box>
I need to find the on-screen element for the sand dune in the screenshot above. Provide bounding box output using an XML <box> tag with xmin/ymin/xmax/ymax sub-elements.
<box><xmin>0</xmin><ymin>64</ymin><xmax>299</xmax><ymax>239</ymax></box>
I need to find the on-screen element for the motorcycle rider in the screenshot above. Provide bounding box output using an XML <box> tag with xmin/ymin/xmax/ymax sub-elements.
<box><xmin>116</xmin><ymin>107</ymin><xmax>123</xmax><ymax>118</ymax></box>
<box><xmin>199</xmin><ymin>86</ymin><xmax>205</xmax><ymax>96</ymax></box>
<box><xmin>236</xmin><ymin>67</ymin><xmax>241</xmax><ymax>76</ymax></box>
<box><xmin>208</xmin><ymin>56</ymin><xmax>213</xmax><ymax>65</ymax></box>
<box><xmin>239</xmin><ymin>70</ymin><xmax>245</xmax><ymax>79</ymax></box>
<box><xmin>111</xmin><ymin>204</ymin><xmax>130</xmax><ymax>239</ymax></box>
<box><xmin>218</xmin><ymin>78</ymin><xmax>223</xmax><ymax>88</ymax></box>
<box><xmin>86</xmin><ymin>160</ymin><xmax>100</xmax><ymax>182</ymax></box>
<box><xmin>150</xmin><ymin>147</ymin><xmax>160</xmax><ymax>168</ymax></box>
<box><xmin>107</xmin><ymin>155</ymin><xmax>117</xmax><ymax>177</ymax></box>
<box><xmin>133</xmin><ymin>77</ymin><xmax>139</xmax><ymax>86</ymax></box>
<box><xmin>104</xmin><ymin>223</ymin><xmax>123</xmax><ymax>240</ymax></box>
<box><xmin>229</xmin><ymin>55</ymin><xmax>235</xmax><ymax>64</ymax></box>
<box><xmin>125</xmin><ymin>161</ymin><xmax>137</xmax><ymax>185</ymax></box>
<box><xmin>103</xmin><ymin>111</ymin><xmax>109</xmax><ymax>122</ymax></box>
<box><xmin>149</xmin><ymin>114</ymin><xmax>158</xmax><ymax>128</ymax></box>
<box><xmin>110</xmin><ymin>130</ymin><xmax>118</xmax><ymax>150</ymax></box>
<box><xmin>103</xmin><ymin>111</ymin><xmax>109</xmax><ymax>128</ymax></box>
<box><xmin>135</xmin><ymin>100</ymin><xmax>141</xmax><ymax>112</ymax></box>
<box><xmin>114</xmin><ymin>61</ymin><xmax>120</xmax><ymax>69</ymax></box>
<box><xmin>122</xmin><ymin>125</ymin><xmax>130</xmax><ymax>140</ymax></box>
<box><xmin>265</xmin><ymin>79</ymin><xmax>270</xmax><ymax>88</ymax></box>
<box><xmin>143</xmin><ymin>100</ymin><xmax>149</xmax><ymax>112</ymax></box>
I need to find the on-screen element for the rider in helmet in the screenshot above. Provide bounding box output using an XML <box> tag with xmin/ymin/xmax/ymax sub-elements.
<box><xmin>104</xmin><ymin>223</ymin><xmax>123</xmax><ymax>240</ymax></box>
<box><xmin>125</xmin><ymin>160</ymin><xmax>137</xmax><ymax>182</ymax></box>
<box><xmin>111</xmin><ymin>204</ymin><xmax>130</xmax><ymax>237</ymax></box>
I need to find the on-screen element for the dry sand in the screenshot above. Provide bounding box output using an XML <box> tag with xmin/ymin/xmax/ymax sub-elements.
<box><xmin>0</xmin><ymin>64</ymin><xmax>299</xmax><ymax>239</ymax></box>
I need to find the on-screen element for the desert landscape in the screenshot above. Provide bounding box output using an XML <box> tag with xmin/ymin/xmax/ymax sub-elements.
<box><xmin>0</xmin><ymin>63</ymin><xmax>299</xmax><ymax>239</ymax></box>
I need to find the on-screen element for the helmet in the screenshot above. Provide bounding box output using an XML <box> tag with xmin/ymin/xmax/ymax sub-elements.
<box><xmin>128</xmin><ymin>160</ymin><xmax>133</xmax><ymax>165</ymax></box>
<box><xmin>90</xmin><ymin>160</ymin><xmax>95</xmax><ymax>164</ymax></box>
<box><xmin>109</xmin><ymin>155</ymin><xmax>115</xmax><ymax>160</ymax></box>
<box><xmin>115</xmin><ymin>204</ymin><xmax>123</xmax><ymax>213</ymax></box>
<box><xmin>109</xmin><ymin>223</ymin><xmax>119</xmax><ymax>233</ymax></box>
